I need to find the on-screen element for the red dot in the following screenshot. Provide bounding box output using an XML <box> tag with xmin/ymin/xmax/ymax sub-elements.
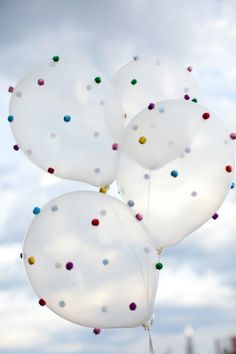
<box><xmin>91</xmin><ymin>218</ymin><xmax>99</xmax><ymax>226</ymax></box>
<box><xmin>38</xmin><ymin>78</ymin><xmax>45</xmax><ymax>86</ymax></box>
<box><xmin>47</xmin><ymin>167</ymin><xmax>55</xmax><ymax>174</ymax></box>
<box><xmin>225</xmin><ymin>165</ymin><xmax>233</xmax><ymax>173</ymax></box>
<box><xmin>135</xmin><ymin>213</ymin><xmax>143</xmax><ymax>221</ymax></box>
<box><xmin>93</xmin><ymin>328</ymin><xmax>101</xmax><ymax>335</ymax></box>
<box><xmin>202</xmin><ymin>112</ymin><xmax>210</xmax><ymax>120</ymax></box>
<box><xmin>39</xmin><ymin>299</ymin><xmax>46</xmax><ymax>306</ymax></box>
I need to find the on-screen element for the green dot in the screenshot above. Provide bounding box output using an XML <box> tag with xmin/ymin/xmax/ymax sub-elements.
<box><xmin>94</xmin><ymin>77</ymin><xmax>102</xmax><ymax>84</ymax></box>
<box><xmin>52</xmin><ymin>55</ymin><xmax>60</xmax><ymax>62</ymax></box>
<box><xmin>131</xmin><ymin>79</ymin><xmax>137</xmax><ymax>85</ymax></box>
<box><xmin>155</xmin><ymin>262</ymin><xmax>163</xmax><ymax>270</ymax></box>
<box><xmin>192</xmin><ymin>98</ymin><xmax>198</xmax><ymax>103</ymax></box>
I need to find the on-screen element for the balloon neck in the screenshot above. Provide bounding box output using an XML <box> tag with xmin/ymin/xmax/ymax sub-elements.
<box><xmin>156</xmin><ymin>247</ymin><xmax>163</xmax><ymax>256</ymax></box>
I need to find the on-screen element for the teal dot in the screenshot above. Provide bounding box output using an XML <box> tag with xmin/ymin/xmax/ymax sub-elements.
<box><xmin>8</xmin><ymin>115</ymin><xmax>14</xmax><ymax>122</ymax></box>
<box><xmin>231</xmin><ymin>182</ymin><xmax>235</xmax><ymax>189</ymax></box>
<box><xmin>102</xmin><ymin>259</ymin><xmax>109</xmax><ymax>266</ymax></box>
<box><xmin>64</xmin><ymin>115</ymin><xmax>71</xmax><ymax>122</ymax></box>
<box><xmin>171</xmin><ymin>170</ymin><xmax>178</xmax><ymax>178</ymax></box>
<box><xmin>59</xmin><ymin>300</ymin><xmax>66</xmax><ymax>307</ymax></box>
<box><xmin>33</xmin><ymin>207</ymin><xmax>41</xmax><ymax>215</ymax></box>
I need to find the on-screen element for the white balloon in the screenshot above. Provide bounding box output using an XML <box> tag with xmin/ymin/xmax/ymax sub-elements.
<box><xmin>23</xmin><ymin>191</ymin><xmax>159</xmax><ymax>329</ymax></box>
<box><xmin>116</xmin><ymin>100</ymin><xmax>235</xmax><ymax>248</ymax></box>
<box><xmin>112</xmin><ymin>57</ymin><xmax>203</xmax><ymax>126</ymax></box>
<box><xmin>9</xmin><ymin>58</ymin><xmax>124</xmax><ymax>187</ymax></box>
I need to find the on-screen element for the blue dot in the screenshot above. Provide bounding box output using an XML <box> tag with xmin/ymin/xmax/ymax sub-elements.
<box><xmin>8</xmin><ymin>115</ymin><xmax>14</xmax><ymax>122</ymax></box>
<box><xmin>127</xmin><ymin>200</ymin><xmax>135</xmax><ymax>207</ymax></box>
<box><xmin>64</xmin><ymin>115</ymin><xmax>71</xmax><ymax>122</ymax></box>
<box><xmin>102</xmin><ymin>259</ymin><xmax>109</xmax><ymax>266</ymax></box>
<box><xmin>159</xmin><ymin>107</ymin><xmax>165</xmax><ymax>113</ymax></box>
<box><xmin>171</xmin><ymin>170</ymin><xmax>178</xmax><ymax>178</ymax></box>
<box><xmin>231</xmin><ymin>182</ymin><xmax>235</xmax><ymax>189</ymax></box>
<box><xmin>33</xmin><ymin>207</ymin><xmax>41</xmax><ymax>215</ymax></box>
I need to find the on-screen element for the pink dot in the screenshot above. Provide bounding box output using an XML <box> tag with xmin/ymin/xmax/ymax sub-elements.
<box><xmin>8</xmin><ymin>86</ymin><xmax>14</xmax><ymax>93</ymax></box>
<box><xmin>230</xmin><ymin>133</ymin><xmax>236</xmax><ymax>140</ymax></box>
<box><xmin>187</xmin><ymin>66</ymin><xmax>193</xmax><ymax>72</ymax></box>
<box><xmin>129</xmin><ymin>302</ymin><xmax>137</xmax><ymax>311</ymax></box>
<box><xmin>135</xmin><ymin>213</ymin><xmax>143</xmax><ymax>221</ymax></box>
<box><xmin>38</xmin><ymin>78</ymin><xmax>45</xmax><ymax>86</ymax></box>
<box><xmin>112</xmin><ymin>143</ymin><xmax>119</xmax><ymax>151</ymax></box>
<box><xmin>91</xmin><ymin>218</ymin><xmax>99</xmax><ymax>226</ymax></box>
<box><xmin>66</xmin><ymin>262</ymin><xmax>74</xmax><ymax>270</ymax></box>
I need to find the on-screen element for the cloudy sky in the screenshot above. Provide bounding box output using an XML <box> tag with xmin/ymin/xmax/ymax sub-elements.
<box><xmin>0</xmin><ymin>0</ymin><xmax>236</xmax><ymax>354</ymax></box>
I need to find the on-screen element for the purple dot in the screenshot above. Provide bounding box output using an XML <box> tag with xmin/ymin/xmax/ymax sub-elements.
<box><xmin>129</xmin><ymin>302</ymin><xmax>137</xmax><ymax>311</ymax></box>
<box><xmin>66</xmin><ymin>262</ymin><xmax>74</xmax><ymax>270</ymax></box>
<box><xmin>184</xmin><ymin>94</ymin><xmax>190</xmax><ymax>100</ymax></box>
<box><xmin>148</xmin><ymin>103</ymin><xmax>155</xmax><ymax>110</ymax></box>
<box><xmin>132</xmin><ymin>125</ymin><xmax>138</xmax><ymax>131</ymax></box>
<box><xmin>185</xmin><ymin>147</ymin><xmax>191</xmax><ymax>154</ymax></box>
<box><xmin>144</xmin><ymin>173</ymin><xmax>150</xmax><ymax>180</ymax></box>
<box><xmin>191</xmin><ymin>191</ymin><xmax>197</xmax><ymax>197</ymax></box>
<box><xmin>212</xmin><ymin>213</ymin><xmax>219</xmax><ymax>220</ymax></box>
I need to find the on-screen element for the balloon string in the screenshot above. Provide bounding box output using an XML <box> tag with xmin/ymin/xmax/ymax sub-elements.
<box><xmin>147</xmin><ymin>170</ymin><xmax>152</xmax><ymax>221</ymax></box>
<box><xmin>149</xmin><ymin>329</ymin><xmax>155</xmax><ymax>354</ymax></box>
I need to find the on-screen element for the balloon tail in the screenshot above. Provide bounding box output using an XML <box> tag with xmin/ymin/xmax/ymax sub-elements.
<box><xmin>148</xmin><ymin>329</ymin><xmax>155</xmax><ymax>354</ymax></box>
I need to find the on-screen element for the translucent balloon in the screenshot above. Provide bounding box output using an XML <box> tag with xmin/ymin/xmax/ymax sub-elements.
<box><xmin>9</xmin><ymin>58</ymin><xmax>124</xmax><ymax>186</ymax></box>
<box><xmin>116</xmin><ymin>100</ymin><xmax>235</xmax><ymax>248</ymax></box>
<box><xmin>23</xmin><ymin>191</ymin><xmax>159</xmax><ymax>328</ymax></box>
<box><xmin>112</xmin><ymin>57</ymin><xmax>203</xmax><ymax>126</ymax></box>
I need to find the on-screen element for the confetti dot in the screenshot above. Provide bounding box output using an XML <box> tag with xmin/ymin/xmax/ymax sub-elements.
<box><xmin>13</xmin><ymin>144</ymin><xmax>19</xmax><ymax>151</ymax></box>
<box><xmin>184</xmin><ymin>94</ymin><xmax>190</xmax><ymax>100</ymax></box>
<box><xmin>93</xmin><ymin>131</ymin><xmax>99</xmax><ymax>137</ymax></box>
<box><xmin>171</xmin><ymin>170</ymin><xmax>178</xmax><ymax>178</ymax></box>
<box><xmin>133</xmin><ymin>55</ymin><xmax>139</xmax><ymax>61</ymax></box>
<box><xmin>33</xmin><ymin>207</ymin><xmax>41</xmax><ymax>215</ymax></box>
<box><xmin>48</xmin><ymin>167</ymin><xmax>55</xmax><ymax>174</ymax></box>
<box><xmin>66</xmin><ymin>262</ymin><xmax>74</xmax><ymax>270</ymax></box>
<box><xmin>192</xmin><ymin>98</ymin><xmax>198</xmax><ymax>103</ymax></box>
<box><xmin>20</xmin><ymin>253</ymin><xmax>23</xmax><ymax>259</ymax></box>
<box><xmin>38</xmin><ymin>78</ymin><xmax>45</xmax><ymax>86</ymax></box>
<box><xmin>99</xmin><ymin>100</ymin><xmax>105</xmax><ymax>105</ymax></box>
<box><xmin>99</xmin><ymin>186</ymin><xmax>109</xmax><ymax>193</ymax></box>
<box><xmin>16</xmin><ymin>91</ymin><xmax>22</xmax><ymax>98</ymax></box>
<box><xmin>230</xmin><ymin>133</ymin><xmax>236</xmax><ymax>140</ymax></box>
<box><xmin>94</xmin><ymin>76</ymin><xmax>101</xmax><ymax>84</ymax></box>
<box><xmin>131</xmin><ymin>79</ymin><xmax>137</xmax><ymax>85</ymax></box>
<box><xmin>64</xmin><ymin>115</ymin><xmax>71</xmax><ymax>122</ymax></box>
<box><xmin>8</xmin><ymin>115</ymin><xmax>14</xmax><ymax>122</ymax></box>
<box><xmin>39</xmin><ymin>299</ymin><xmax>46</xmax><ymax>306</ymax></box>
<box><xmin>148</xmin><ymin>103</ymin><xmax>155</xmax><ymax>110</ymax></box>
<box><xmin>187</xmin><ymin>66</ymin><xmax>193</xmax><ymax>72</ymax></box>
<box><xmin>102</xmin><ymin>259</ymin><xmax>109</xmax><ymax>266</ymax></box>
<box><xmin>27</xmin><ymin>149</ymin><xmax>32</xmax><ymax>156</ymax></box>
<box><xmin>212</xmin><ymin>213</ymin><xmax>219</xmax><ymax>220</ymax></box>
<box><xmin>101</xmin><ymin>306</ymin><xmax>108</xmax><ymax>313</ymax></box>
<box><xmin>28</xmin><ymin>256</ymin><xmax>35</xmax><ymax>265</ymax></box>
<box><xmin>132</xmin><ymin>124</ymin><xmax>138</xmax><ymax>131</ymax></box>
<box><xmin>144</xmin><ymin>173</ymin><xmax>150</xmax><ymax>180</ymax></box>
<box><xmin>155</xmin><ymin>262</ymin><xmax>163</xmax><ymax>270</ymax></box>
<box><xmin>225</xmin><ymin>165</ymin><xmax>233</xmax><ymax>173</ymax></box>
<box><xmin>59</xmin><ymin>300</ymin><xmax>66</xmax><ymax>307</ymax></box>
<box><xmin>86</xmin><ymin>84</ymin><xmax>92</xmax><ymax>90</ymax></box>
<box><xmin>135</xmin><ymin>213</ymin><xmax>143</xmax><ymax>221</ymax></box>
<box><xmin>100</xmin><ymin>210</ymin><xmax>107</xmax><ymax>216</ymax></box>
<box><xmin>8</xmin><ymin>86</ymin><xmax>14</xmax><ymax>93</ymax></box>
<box><xmin>231</xmin><ymin>182</ymin><xmax>235</xmax><ymax>189</ymax></box>
<box><xmin>202</xmin><ymin>112</ymin><xmax>210</xmax><ymax>120</ymax></box>
<box><xmin>139</xmin><ymin>136</ymin><xmax>147</xmax><ymax>144</ymax></box>
<box><xmin>191</xmin><ymin>191</ymin><xmax>197</xmax><ymax>197</ymax></box>
<box><xmin>55</xmin><ymin>262</ymin><xmax>62</xmax><ymax>269</ymax></box>
<box><xmin>93</xmin><ymin>328</ymin><xmax>101</xmax><ymax>335</ymax></box>
<box><xmin>94</xmin><ymin>167</ymin><xmax>101</xmax><ymax>174</ymax></box>
<box><xmin>91</xmin><ymin>218</ymin><xmax>99</xmax><ymax>226</ymax></box>
<box><xmin>112</xmin><ymin>143</ymin><xmax>119</xmax><ymax>151</ymax></box>
<box><xmin>129</xmin><ymin>302</ymin><xmax>137</xmax><ymax>311</ymax></box>
<box><xmin>52</xmin><ymin>55</ymin><xmax>60</xmax><ymax>62</ymax></box>
<box><xmin>50</xmin><ymin>133</ymin><xmax>56</xmax><ymax>139</ymax></box>
<box><xmin>185</xmin><ymin>147</ymin><xmax>191</xmax><ymax>154</ymax></box>
<box><xmin>159</xmin><ymin>107</ymin><xmax>165</xmax><ymax>113</ymax></box>
<box><xmin>128</xmin><ymin>200</ymin><xmax>135</xmax><ymax>207</ymax></box>
<box><xmin>51</xmin><ymin>205</ymin><xmax>58</xmax><ymax>212</ymax></box>
<box><xmin>144</xmin><ymin>247</ymin><xmax>150</xmax><ymax>254</ymax></box>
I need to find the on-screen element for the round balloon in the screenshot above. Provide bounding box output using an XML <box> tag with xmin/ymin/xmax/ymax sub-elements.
<box><xmin>23</xmin><ymin>191</ymin><xmax>159</xmax><ymax>329</ymax></box>
<box><xmin>116</xmin><ymin>100</ymin><xmax>235</xmax><ymax>248</ymax></box>
<box><xmin>112</xmin><ymin>57</ymin><xmax>203</xmax><ymax>126</ymax></box>
<box><xmin>9</xmin><ymin>58</ymin><xmax>124</xmax><ymax>187</ymax></box>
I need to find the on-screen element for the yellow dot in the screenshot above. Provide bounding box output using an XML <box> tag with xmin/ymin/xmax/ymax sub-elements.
<box><xmin>28</xmin><ymin>256</ymin><xmax>35</xmax><ymax>265</ymax></box>
<box><xmin>139</xmin><ymin>136</ymin><xmax>147</xmax><ymax>144</ymax></box>
<box><xmin>99</xmin><ymin>185</ymin><xmax>109</xmax><ymax>193</ymax></box>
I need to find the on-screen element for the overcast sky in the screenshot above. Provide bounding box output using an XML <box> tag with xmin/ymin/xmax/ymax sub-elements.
<box><xmin>0</xmin><ymin>1</ymin><xmax>236</xmax><ymax>354</ymax></box>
